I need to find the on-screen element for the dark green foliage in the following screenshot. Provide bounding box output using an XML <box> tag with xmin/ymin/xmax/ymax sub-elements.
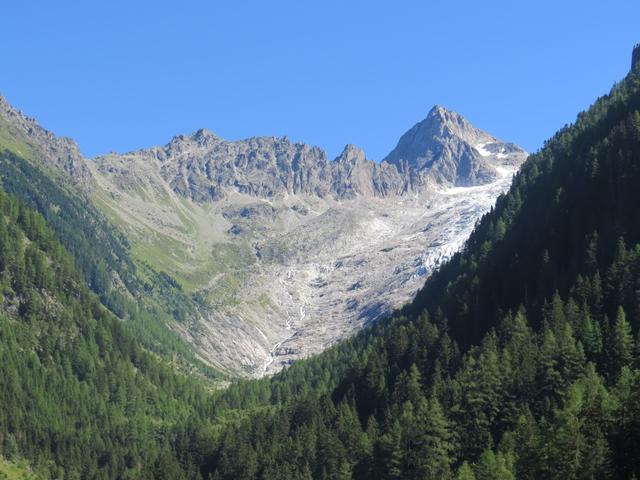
<box><xmin>0</xmin><ymin>187</ymin><xmax>218</xmax><ymax>478</ymax></box>
<box><xmin>0</xmin><ymin>152</ymin><xmax>136</xmax><ymax>308</ymax></box>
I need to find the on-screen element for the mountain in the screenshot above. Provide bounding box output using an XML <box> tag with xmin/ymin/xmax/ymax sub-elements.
<box><xmin>0</xmin><ymin>93</ymin><xmax>525</xmax><ymax>378</ymax></box>
<box><xmin>383</xmin><ymin>105</ymin><xmax>524</xmax><ymax>187</ymax></box>
<box><xmin>95</xmin><ymin>106</ymin><xmax>525</xmax><ymax>203</ymax></box>
<box><xmin>92</xmin><ymin>105</ymin><xmax>524</xmax><ymax>202</ymax></box>
<box><xmin>86</xmin><ymin>107</ymin><xmax>525</xmax><ymax>375</ymax></box>
<box><xmin>202</xmin><ymin>46</ymin><xmax>640</xmax><ymax>478</ymax></box>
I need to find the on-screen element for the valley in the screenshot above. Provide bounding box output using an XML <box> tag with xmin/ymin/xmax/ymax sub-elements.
<box><xmin>0</xmin><ymin>11</ymin><xmax>638</xmax><ymax>475</ymax></box>
<box><xmin>87</xmin><ymin>109</ymin><xmax>525</xmax><ymax>376</ymax></box>
<box><xmin>0</xmin><ymin>94</ymin><xmax>526</xmax><ymax>377</ymax></box>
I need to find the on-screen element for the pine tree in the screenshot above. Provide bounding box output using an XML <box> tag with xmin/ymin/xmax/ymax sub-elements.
<box><xmin>588</xmin><ymin>271</ymin><xmax>603</xmax><ymax>315</ymax></box>
<box><xmin>577</xmin><ymin>302</ymin><xmax>603</xmax><ymax>360</ymax></box>
<box><xmin>404</xmin><ymin>397</ymin><xmax>455</xmax><ymax>479</ymax></box>
<box><xmin>612</xmin><ymin>368</ymin><xmax>640</xmax><ymax>478</ymax></box>
<box><xmin>536</xmin><ymin>328</ymin><xmax>562</xmax><ymax>411</ymax></box>
<box><xmin>540</xmin><ymin>382</ymin><xmax>580</xmax><ymax>479</ymax></box>
<box><xmin>392</xmin><ymin>363</ymin><xmax>422</xmax><ymax>406</ymax></box>
<box><xmin>544</xmin><ymin>292</ymin><xmax>567</xmax><ymax>332</ymax></box>
<box><xmin>584</xmin><ymin>231</ymin><xmax>599</xmax><ymax>274</ymax></box>
<box><xmin>473</xmin><ymin>449</ymin><xmax>515</xmax><ymax>480</ymax></box>
<box><xmin>455</xmin><ymin>461</ymin><xmax>476</xmax><ymax>480</ymax></box>
<box><xmin>606</xmin><ymin>306</ymin><xmax>634</xmax><ymax>376</ymax></box>
<box><xmin>556</xmin><ymin>322</ymin><xmax>586</xmax><ymax>391</ymax></box>
<box><xmin>375</xmin><ymin>420</ymin><xmax>403</xmax><ymax>480</ymax></box>
<box><xmin>574</xmin><ymin>365</ymin><xmax>614</xmax><ymax>479</ymax></box>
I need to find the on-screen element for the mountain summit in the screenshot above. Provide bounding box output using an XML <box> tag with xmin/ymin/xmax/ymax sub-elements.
<box><xmin>383</xmin><ymin>105</ymin><xmax>525</xmax><ymax>187</ymax></box>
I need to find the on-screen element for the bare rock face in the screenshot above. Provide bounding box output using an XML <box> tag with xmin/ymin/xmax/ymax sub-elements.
<box><xmin>383</xmin><ymin>105</ymin><xmax>526</xmax><ymax>188</ymax></box>
<box><xmin>94</xmin><ymin>106</ymin><xmax>525</xmax><ymax>203</ymax></box>
<box><xmin>0</xmin><ymin>95</ymin><xmax>93</xmax><ymax>189</ymax></box>
<box><xmin>96</xmin><ymin>131</ymin><xmax>409</xmax><ymax>201</ymax></box>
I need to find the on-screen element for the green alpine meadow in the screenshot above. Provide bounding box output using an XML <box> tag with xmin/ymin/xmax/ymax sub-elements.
<box><xmin>1</xmin><ymin>3</ymin><xmax>639</xmax><ymax>479</ymax></box>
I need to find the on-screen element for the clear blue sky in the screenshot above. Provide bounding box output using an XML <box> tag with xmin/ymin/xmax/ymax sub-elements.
<box><xmin>3</xmin><ymin>1</ymin><xmax>639</xmax><ymax>160</ymax></box>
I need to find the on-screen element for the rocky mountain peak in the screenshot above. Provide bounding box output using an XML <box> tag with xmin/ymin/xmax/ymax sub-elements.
<box><xmin>191</xmin><ymin>127</ymin><xmax>219</xmax><ymax>145</ymax></box>
<box><xmin>335</xmin><ymin>144</ymin><xmax>367</xmax><ymax>165</ymax></box>
<box><xmin>382</xmin><ymin>106</ymin><xmax>526</xmax><ymax>187</ymax></box>
<box><xmin>425</xmin><ymin>105</ymin><xmax>485</xmax><ymax>140</ymax></box>
<box><xmin>427</xmin><ymin>104</ymin><xmax>460</xmax><ymax>124</ymax></box>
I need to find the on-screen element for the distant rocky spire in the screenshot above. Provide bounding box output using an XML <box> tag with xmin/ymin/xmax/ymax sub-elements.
<box><xmin>633</xmin><ymin>43</ymin><xmax>640</xmax><ymax>71</ymax></box>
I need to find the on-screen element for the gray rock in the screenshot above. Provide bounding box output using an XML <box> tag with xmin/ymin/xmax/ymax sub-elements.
<box><xmin>94</xmin><ymin>106</ymin><xmax>526</xmax><ymax>201</ymax></box>
<box><xmin>383</xmin><ymin>105</ymin><xmax>527</xmax><ymax>187</ymax></box>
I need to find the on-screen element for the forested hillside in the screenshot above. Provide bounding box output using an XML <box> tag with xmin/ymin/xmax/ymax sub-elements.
<box><xmin>203</xmin><ymin>53</ymin><xmax>640</xmax><ymax>479</ymax></box>
<box><xmin>0</xmin><ymin>186</ymin><xmax>222</xmax><ymax>478</ymax></box>
<box><xmin>0</xmin><ymin>149</ymin><xmax>220</xmax><ymax>379</ymax></box>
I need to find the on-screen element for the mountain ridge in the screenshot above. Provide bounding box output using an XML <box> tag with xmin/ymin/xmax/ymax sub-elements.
<box><xmin>1</xmin><ymin>92</ymin><xmax>526</xmax><ymax>201</ymax></box>
<box><xmin>92</xmin><ymin>104</ymin><xmax>526</xmax><ymax>201</ymax></box>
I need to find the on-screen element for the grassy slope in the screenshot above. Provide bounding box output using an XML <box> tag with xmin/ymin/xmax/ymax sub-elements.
<box><xmin>92</xmin><ymin>182</ymin><xmax>255</xmax><ymax>300</ymax></box>
<box><xmin>0</xmin><ymin>117</ymin><xmax>33</xmax><ymax>161</ymax></box>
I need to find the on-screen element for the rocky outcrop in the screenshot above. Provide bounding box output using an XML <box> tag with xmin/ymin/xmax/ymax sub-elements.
<box><xmin>96</xmin><ymin>131</ymin><xmax>406</xmax><ymax>201</ymax></box>
<box><xmin>0</xmin><ymin>95</ymin><xmax>93</xmax><ymax>189</ymax></box>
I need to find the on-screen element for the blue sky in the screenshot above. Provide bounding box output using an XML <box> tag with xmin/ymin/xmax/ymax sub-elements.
<box><xmin>3</xmin><ymin>1</ymin><xmax>639</xmax><ymax>160</ymax></box>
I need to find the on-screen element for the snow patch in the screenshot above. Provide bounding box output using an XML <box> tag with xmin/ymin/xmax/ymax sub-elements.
<box><xmin>495</xmin><ymin>165</ymin><xmax>516</xmax><ymax>178</ymax></box>
<box><xmin>475</xmin><ymin>142</ymin><xmax>493</xmax><ymax>157</ymax></box>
